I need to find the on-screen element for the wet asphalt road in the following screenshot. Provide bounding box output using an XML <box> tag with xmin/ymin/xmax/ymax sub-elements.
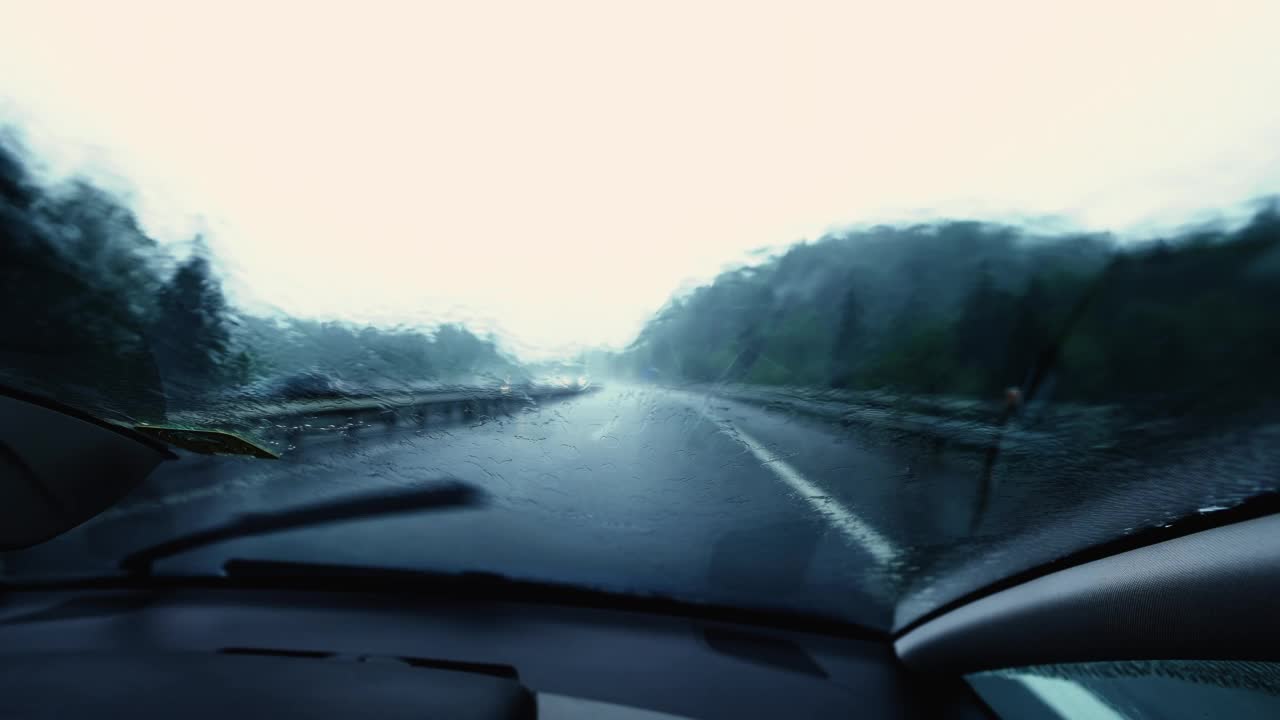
<box><xmin>12</xmin><ymin>382</ymin><xmax>1278</xmax><ymax>632</ymax></box>
<box><xmin>24</xmin><ymin>384</ymin><xmax>970</xmax><ymax>629</ymax></box>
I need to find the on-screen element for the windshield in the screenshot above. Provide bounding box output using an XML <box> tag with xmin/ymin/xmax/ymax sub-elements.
<box><xmin>2</xmin><ymin>2</ymin><xmax>1279</xmax><ymax>633</ymax></box>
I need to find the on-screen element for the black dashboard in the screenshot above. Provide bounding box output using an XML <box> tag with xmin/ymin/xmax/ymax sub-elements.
<box><xmin>0</xmin><ymin>585</ymin><xmax>989</xmax><ymax>719</ymax></box>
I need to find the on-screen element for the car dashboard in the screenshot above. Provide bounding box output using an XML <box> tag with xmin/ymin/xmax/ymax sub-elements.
<box><xmin>0</xmin><ymin>583</ymin><xmax>989</xmax><ymax>719</ymax></box>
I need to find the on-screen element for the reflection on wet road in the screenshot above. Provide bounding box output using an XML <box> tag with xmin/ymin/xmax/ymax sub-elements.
<box><xmin>14</xmin><ymin>383</ymin><xmax>1280</xmax><ymax>632</ymax></box>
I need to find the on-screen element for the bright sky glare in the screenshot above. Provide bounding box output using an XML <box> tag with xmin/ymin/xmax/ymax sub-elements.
<box><xmin>2</xmin><ymin>1</ymin><xmax>1279</xmax><ymax>358</ymax></box>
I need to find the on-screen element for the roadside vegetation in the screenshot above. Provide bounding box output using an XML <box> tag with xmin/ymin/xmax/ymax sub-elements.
<box><xmin>614</xmin><ymin>204</ymin><xmax>1280</xmax><ymax>423</ymax></box>
<box><xmin>0</xmin><ymin>140</ymin><xmax>518</xmax><ymax>423</ymax></box>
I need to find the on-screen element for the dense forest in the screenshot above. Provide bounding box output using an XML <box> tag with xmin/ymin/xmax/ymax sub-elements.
<box><xmin>5</xmin><ymin>130</ymin><xmax>1279</xmax><ymax>427</ymax></box>
<box><xmin>0</xmin><ymin>140</ymin><xmax>518</xmax><ymax>423</ymax></box>
<box><xmin>613</xmin><ymin>205</ymin><xmax>1280</xmax><ymax>417</ymax></box>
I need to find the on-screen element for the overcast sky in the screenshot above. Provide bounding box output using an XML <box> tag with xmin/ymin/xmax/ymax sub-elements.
<box><xmin>2</xmin><ymin>1</ymin><xmax>1279</xmax><ymax>358</ymax></box>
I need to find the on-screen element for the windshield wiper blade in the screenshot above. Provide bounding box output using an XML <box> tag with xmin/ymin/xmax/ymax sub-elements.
<box><xmin>971</xmin><ymin>258</ymin><xmax>1120</xmax><ymax>531</ymax></box>
<box><xmin>119</xmin><ymin>481</ymin><xmax>486</xmax><ymax>576</ymax></box>
<box><xmin>219</xmin><ymin>558</ymin><xmax>887</xmax><ymax>641</ymax></box>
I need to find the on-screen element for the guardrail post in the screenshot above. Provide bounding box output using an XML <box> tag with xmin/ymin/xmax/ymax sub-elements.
<box><xmin>183</xmin><ymin>386</ymin><xmax>587</xmax><ymax>454</ymax></box>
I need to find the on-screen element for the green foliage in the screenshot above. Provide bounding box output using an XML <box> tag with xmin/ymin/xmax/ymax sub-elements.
<box><xmin>151</xmin><ymin>252</ymin><xmax>233</xmax><ymax>405</ymax></box>
<box><xmin>237</xmin><ymin>317</ymin><xmax>517</xmax><ymax>388</ymax></box>
<box><xmin>864</xmin><ymin>320</ymin><xmax>958</xmax><ymax>393</ymax></box>
<box><xmin>622</xmin><ymin>206</ymin><xmax>1280</xmax><ymax>416</ymax></box>
<box><xmin>5</xmin><ymin>133</ymin><xmax>1279</xmax><ymax>422</ymax></box>
<box><xmin>0</xmin><ymin>140</ymin><xmax>521</xmax><ymax>421</ymax></box>
<box><xmin>0</xmin><ymin>144</ymin><xmax>167</xmax><ymax>420</ymax></box>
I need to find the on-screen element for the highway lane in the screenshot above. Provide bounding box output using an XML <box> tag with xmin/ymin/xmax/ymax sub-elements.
<box><xmin>17</xmin><ymin>383</ymin><xmax>911</xmax><ymax>628</ymax></box>
<box><xmin>11</xmin><ymin>382</ymin><xmax>1278</xmax><ymax>632</ymax></box>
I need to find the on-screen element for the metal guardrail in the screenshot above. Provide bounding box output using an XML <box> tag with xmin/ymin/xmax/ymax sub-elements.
<box><xmin>165</xmin><ymin>384</ymin><xmax>594</xmax><ymax>454</ymax></box>
<box><xmin>697</xmin><ymin>383</ymin><xmax>1115</xmax><ymax>456</ymax></box>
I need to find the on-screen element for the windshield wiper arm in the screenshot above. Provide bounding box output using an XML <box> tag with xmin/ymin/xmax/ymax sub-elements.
<box><xmin>971</xmin><ymin>258</ymin><xmax>1120</xmax><ymax>531</ymax></box>
<box><xmin>119</xmin><ymin>481</ymin><xmax>486</xmax><ymax>576</ymax></box>
<box><xmin>219</xmin><ymin>558</ymin><xmax>887</xmax><ymax>641</ymax></box>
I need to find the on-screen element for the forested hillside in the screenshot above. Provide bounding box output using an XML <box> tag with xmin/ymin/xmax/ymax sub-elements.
<box><xmin>0</xmin><ymin>140</ymin><xmax>518</xmax><ymax>423</ymax></box>
<box><xmin>7</xmin><ymin>126</ymin><xmax>1279</xmax><ymax>429</ymax></box>
<box><xmin>619</xmin><ymin>207</ymin><xmax>1280</xmax><ymax>415</ymax></box>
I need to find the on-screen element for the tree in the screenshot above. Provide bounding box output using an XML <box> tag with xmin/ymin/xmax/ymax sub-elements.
<box><xmin>150</xmin><ymin>249</ymin><xmax>232</xmax><ymax>404</ymax></box>
<box><xmin>1001</xmin><ymin>275</ymin><xmax>1053</xmax><ymax>390</ymax></box>
<box><xmin>952</xmin><ymin>265</ymin><xmax>1020</xmax><ymax>393</ymax></box>
<box><xmin>0</xmin><ymin>141</ymin><xmax>168</xmax><ymax>421</ymax></box>
<box><xmin>829</xmin><ymin>284</ymin><xmax>865</xmax><ymax>387</ymax></box>
<box><xmin>227</xmin><ymin>350</ymin><xmax>255</xmax><ymax>387</ymax></box>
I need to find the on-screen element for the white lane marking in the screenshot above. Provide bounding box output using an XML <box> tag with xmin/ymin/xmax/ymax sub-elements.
<box><xmin>1014</xmin><ymin>675</ymin><xmax>1125</xmax><ymax>720</ymax></box>
<box><xmin>689</xmin><ymin>402</ymin><xmax>900</xmax><ymax>566</ymax></box>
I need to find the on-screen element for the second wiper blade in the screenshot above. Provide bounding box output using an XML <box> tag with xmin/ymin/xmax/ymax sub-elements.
<box><xmin>119</xmin><ymin>481</ymin><xmax>486</xmax><ymax>576</ymax></box>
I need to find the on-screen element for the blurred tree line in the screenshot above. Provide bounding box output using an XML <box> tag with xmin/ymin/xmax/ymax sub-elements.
<box><xmin>0</xmin><ymin>139</ymin><xmax>517</xmax><ymax>423</ymax></box>
<box><xmin>618</xmin><ymin>206</ymin><xmax>1280</xmax><ymax>416</ymax></box>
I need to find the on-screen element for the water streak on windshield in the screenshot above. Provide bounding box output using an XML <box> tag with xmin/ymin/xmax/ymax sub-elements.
<box><xmin>2</xmin><ymin>3</ymin><xmax>1280</xmax><ymax>633</ymax></box>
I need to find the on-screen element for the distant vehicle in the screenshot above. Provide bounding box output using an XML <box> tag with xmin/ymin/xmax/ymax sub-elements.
<box><xmin>540</xmin><ymin>374</ymin><xmax>589</xmax><ymax>390</ymax></box>
<box><xmin>262</xmin><ymin>372</ymin><xmax>353</xmax><ymax>401</ymax></box>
